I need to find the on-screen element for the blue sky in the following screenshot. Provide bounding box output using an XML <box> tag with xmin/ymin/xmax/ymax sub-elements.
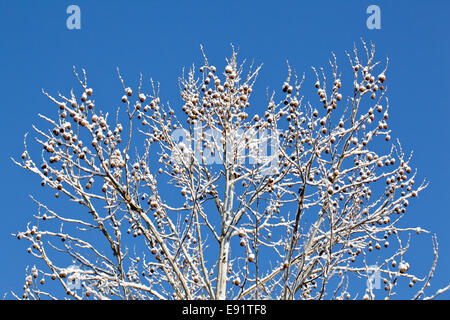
<box><xmin>0</xmin><ymin>0</ymin><xmax>449</xmax><ymax>299</ymax></box>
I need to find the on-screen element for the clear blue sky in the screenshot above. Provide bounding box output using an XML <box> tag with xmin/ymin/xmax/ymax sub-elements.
<box><xmin>0</xmin><ymin>0</ymin><xmax>449</xmax><ymax>299</ymax></box>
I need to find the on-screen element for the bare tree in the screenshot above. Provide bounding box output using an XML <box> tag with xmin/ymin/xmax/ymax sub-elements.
<box><xmin>12</xmin><ymin>41</ymin><xmax>449</xmax><ymax>300</ymax></box>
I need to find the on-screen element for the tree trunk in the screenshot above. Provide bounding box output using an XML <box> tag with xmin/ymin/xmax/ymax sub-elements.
<box><xmin>216</xmin><ymin>238</ymin><xmax>230</xmax><ymax>299</ymax></box>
